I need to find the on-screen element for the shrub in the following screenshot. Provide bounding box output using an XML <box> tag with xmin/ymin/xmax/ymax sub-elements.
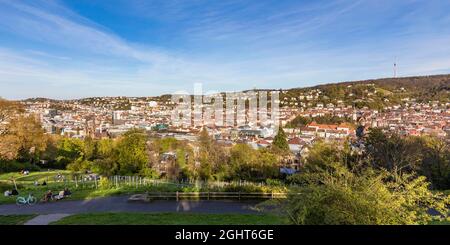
<box><xmin>98</xmin><ymin>177</ymin><xmax>113</xmax><ymax>189</ymax></box>
<box><xmin>281</xmin><ymin>167</ymin><xmax>449</xmax><ymax>225</ymax></box>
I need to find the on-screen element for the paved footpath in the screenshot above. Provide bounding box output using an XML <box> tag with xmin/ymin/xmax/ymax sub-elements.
<box><xmin>24</xmin><ymin>213</ymin><xmax>71</xmax><ymax>225</ymax></box>
<box><xmin>0</xmin><ymin>195</ymin><xmax>260</xmax><ymax>217</ymax></box>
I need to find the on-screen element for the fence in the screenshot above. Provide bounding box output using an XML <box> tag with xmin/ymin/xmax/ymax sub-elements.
<box><xmin>12</xmin><ymin>173</ymin><xmax>290</xmax><ymax>192</ymax></box>
<box><xmin>128</xmin><ymin>192</ymin><xmax>289</xmax><ymax>201</ymax></box>
<box><xmin>105</xmin><ymin>176</ymin><xmax>287</xmax><ymax>189</ymax></box>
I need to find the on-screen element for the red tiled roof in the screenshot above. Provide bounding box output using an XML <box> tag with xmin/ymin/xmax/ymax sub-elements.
<box><xmin>258</xmin><ymin>140</ymin><xmax>270</xmax><ymax>145</ymax></box>
<box><xmin>288</xmin><ymin>137</ymin><xmax>303</xmax><ymax>145</ymax></box>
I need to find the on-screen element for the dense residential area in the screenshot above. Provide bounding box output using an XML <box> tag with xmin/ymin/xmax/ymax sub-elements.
<box><xmin>11</xmin><ymin>76</ymin><xmax>449</xmax><ymax>175</ymax></box>
<box><xmin>0</xmin><ymin>75</ymin><xmax>449</xmax><ymax>226</ymax></box>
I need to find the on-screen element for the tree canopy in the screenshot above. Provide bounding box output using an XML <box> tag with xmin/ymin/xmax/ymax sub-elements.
<box><xmin>272</xmin><ymin>127</ymin><xmax>289</xmax><ymax>152</ymax></box>
<box><xmin>279</xmin><ymin>140</ymin><xmax>450</xmax><ymax>225</ymax></box>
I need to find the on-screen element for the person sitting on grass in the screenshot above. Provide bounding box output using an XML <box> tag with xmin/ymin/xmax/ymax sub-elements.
<box><xmin>54</xmin><ymin>188</ymin><xmax>72</xmax><ymax>200</ymax></box>
<box><xmin>42</xmin><ymin>190</ymin><xmax>53</xmax><ymax>202</ymax></box>
<box><xmin>63</xmin><ymin>188</ymin><xmax>71</xmax><ymax>197</ymax></box>
<box><xmin>54</xmin><ymin>190</ymin><xmax>65</xmax><ymax>200</ymax></box>
<box><xmin>11</xmin><ymin>189</ymin><xmax>19</xmax><ymax>196</ymax></box>
<box><xmin>4</xmin><ymin>190</ymin><xmax>11</xmax><ymax>197</ymax></box>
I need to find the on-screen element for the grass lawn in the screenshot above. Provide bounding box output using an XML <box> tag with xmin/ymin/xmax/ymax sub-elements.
<box><xmin>51</xmin><ymin>212</ymin><xmax>288</xmax><ymax>225</ymax></box>
<box><xmin>0</xmin><ymin>186</ymin><xmax>145</xmax><ymax>205</ymax></box>
<box><xmin>0</xmin><ymin>170</ymin><xmax>72</xmax><ymax>182</ymax></box>
<box><xmin>0</xmin><ymin>170</ymin><xmax>146</xmax><ymax>204</ymax></box>
<box><xmin>428</xmin><ymin>219</ymin><xmax>450</xmax><ymax>225</ymax></box>
<box><xmin>0</xmin><ymin>214</ymin><xmax>37</xmax><ymax>225</ymax></box>
<box><xmin>0</xmin><ymin>170</ymin><xmax>287</xmax><ymax>205</ymax></box>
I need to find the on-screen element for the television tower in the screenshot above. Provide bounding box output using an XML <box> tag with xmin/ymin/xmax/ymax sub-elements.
<box><xmin>393</xmin><ymin>57</ymin><xmax>397</xmax><ymax>78</ymax></box>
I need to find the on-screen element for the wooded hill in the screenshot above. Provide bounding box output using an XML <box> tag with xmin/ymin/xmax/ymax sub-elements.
<box><xmin>280</xmin><ymin>74</ymin><xmax>450</xmax><ymax>109</ymax></box>
<box><xmin>11</xmin><ymin>74</ymin><xmax>450</xmax><ymax>110</ymax></box>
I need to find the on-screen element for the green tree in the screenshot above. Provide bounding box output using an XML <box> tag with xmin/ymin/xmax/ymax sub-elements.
<box><xmin>92</xmin><ymin>158</ymin><xmax>118</xmax><ymax>177</ymax></box>
<box><xmin>279</xmin><ymin>139</ymin><xmax>450</xmax><ymax>225</ymax></box>
<box><xmin>287</xmin><ymin>140</ymin><xmax>348</xmax><ymax>185</ymax></box>
<box><xmin>115</xmin><ymin>129</ymin><xmax>149</xmax><ymax>175</ymax></box>
<box><xmin>83</xmin><ymin>136</ymin><xmax>96</xmax><ymax>161</ymax></box>
<box><xmin>418</xmin><ymin>136</ymin><xmax>450</xmax><ymax>189</ymax></box>
<box><xmin>196</xmin><ymin>127</ymin><xmax>228</xmax><ymax>181</ymax></box>
<box><xmin>254</xmin><ymin>149</ymin><xmax>279</xmax><ymax>180</ymax></box>
<box><xmin>95</xmin><ymin>138</ymin><xmax>114</xmax><ymax>159</ymax></box>
<box><xmin>364</xmin><ymin>128</ymin><xmax>422</xmax><ymax>172</ymax></box>
<box><xmin>282</xmin><ymin>166</ymin><xmax>449</xmax><ymax>225</ymax></box>
<box><xmin>149</xmin><ymin>137</ymin><xmax>195</xmax><ymax>180</ymax></box>
<box><xmin>229</xmin><ymin>143</ymin><xmax>257</xmax><ymax>180</ymax></box>
<box><xmin>285</xmin><ymin>115</ymin><xmax>312</xmax><ymax>128</ymax></box>
<box><xmin>91</xmin><ymin>138</ymin><xmax>117</xmax><ymax>176</ymax></box>
<box><xmin>272</xmin><ymin>127</ymin><xmax>289</xmax><ymax>152</ymax></box>
<box><xmin>228</xmin><ymin>144</ymin><xmax>278</xmax><ymax>180</ymax></box>
<box><xmin>56</xmin><ymin>137</ymin><xmax>95</xmax><ymax>172</ymax></box>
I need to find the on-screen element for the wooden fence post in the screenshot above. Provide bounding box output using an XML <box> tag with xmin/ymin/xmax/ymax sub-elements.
<box><xmin>12</xmin><ymin>178</ymin><xmax>17</xmax><ymax>190</ymax></box>
<box><xmin>176</xmin><ymin>191</ymin><xmax>179</xmax><ymax>202</ymax></box>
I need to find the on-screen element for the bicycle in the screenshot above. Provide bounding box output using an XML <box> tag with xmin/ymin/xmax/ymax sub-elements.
<box><xmin>16</xmin><ymin>193</ymin><xmax>37</xmax><ymax>206</ymax></box>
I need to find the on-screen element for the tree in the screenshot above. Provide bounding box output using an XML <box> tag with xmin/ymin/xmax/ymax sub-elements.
<box><xmin>95</xmin><ymin>138</ymin><xmax>114</xmax><ymax>159</ymax></box>
<box><xmin>287</xmin><ymin>140</ymin><xmax>349</xmax><ymax>185</ymax></box>
<box><xmin>92</xmin><ymin>158</ymin><xmax>118</xmax><ymax>177</ymax></box>
<box><xmin>278</xmin><ymin>139</ymin><xmax>450</xmax><ymax>224</ymax></box>
<box><xmin>254</xmin><ymin>149</ymin><xmax>279</xmax><ymax>180</ymax></box>
<box><xmin>90</xmin><ymin>138</ymin><xmax>117</xmax><ymax>176</ymax></box>
<box><xmin>418</xmin><ymin>136</ymin><xmax>450</xmax><ymax>189</ymax></box>
<box><xmin>228</xmin><ymin>144</ymin><xmax>278</xmax><ymax>181</ymax></box>
<box><xmin>40</xmin><ymin>135</ymin><xmax>59</xmax><ymax>165</ymax></box>
<box><xmin>56</xmin><ymin>138</ymin><xmax>85</xmax><ymax>169</ymax></box>
<box><xmin>0</xmin><ymin>99</ymin><xmax>23</xmax><ymax>125</ymax></box>
<box><xmin>272</xmin><ymin>127</ymin><xmax>289</xmax><ymax>152</ymax></box>
<box><xmin>83</xmin><ymin>136</ymin><xmax>96</xmax><ymax>161</ymax></box>
<box><xmin>364</xmin><ymin>128</ymin><xmax>422</xmax><ymax>172</ymax></box>
<box><xmin>285</xmin><ymin>115</ymin><xmax>312</xmax><ymax>128</ymax></box>
<box><xmin>229</xmin><ymin>144</ymin><xmax>257</xmax><ymax>180</ymax></box>
<box><xmin>196</xmin><ymin>127</ymin><xmax>228</xmax><ymax>181</ymax></box>
<box><xmin>149</xmin><ymin>137</ymin><xmax>195</xmax><ymax>180</ymax></box>
<box><xmin>0</xmin><ymin>115</ymin><xmax>48</xmax><ymax>163</ymax></box>
<box><xmin>282</xmin><ymin>166</ymin><xmax>449</xmax><ymax>225</ymax></box>
<box><xmin>115</xmin><ymin>129</ymin><xmax>149</xmax><ymax>175</ymax></box>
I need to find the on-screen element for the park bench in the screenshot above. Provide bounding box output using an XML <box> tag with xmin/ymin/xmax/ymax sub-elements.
<box><xmin>128</xmin><ymin>193</ymin><xmax>149</xmax><ymax>202</ymax></box>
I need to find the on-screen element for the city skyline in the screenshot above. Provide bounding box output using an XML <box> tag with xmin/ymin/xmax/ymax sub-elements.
<box><xmin>1</xmin><ymin>0</ymin><xmax>450</xmax><ymax>99</ymax></box>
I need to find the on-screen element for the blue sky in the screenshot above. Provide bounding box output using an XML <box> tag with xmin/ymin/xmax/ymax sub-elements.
<box><xmin>1</xmin><ymin>0</ymin><xmax>450</xmax><ymax>99</ymax></box>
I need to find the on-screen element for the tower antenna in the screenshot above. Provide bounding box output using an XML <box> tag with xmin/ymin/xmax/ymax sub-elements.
<box><xmin>393</xmin><ymin>57</ymin><xmax>397</xmax><ymax>78</ymax></box>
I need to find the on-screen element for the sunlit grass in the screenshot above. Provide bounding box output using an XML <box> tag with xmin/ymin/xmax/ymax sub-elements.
<box><xmin>51</xmin><ymin>212</ymin><xmax>289</xmax><ymax>225</ymax></box>
<box><xmin>0</xmin><ymin>214</ymin><xmax>37</xmax><ymax>225</ymax></box>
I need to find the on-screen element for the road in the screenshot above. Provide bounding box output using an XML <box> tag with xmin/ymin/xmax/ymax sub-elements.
<box><xmin>0</xmin><ymin>195</ymin><xmax>261</xmax><ymax>215</ymax></box>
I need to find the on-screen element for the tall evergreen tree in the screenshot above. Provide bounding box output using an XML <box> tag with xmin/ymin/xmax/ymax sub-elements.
<box><xmin>272</xmin><ymin>127</ymin><xmax>289</xmax><ymax>152</ymax></box>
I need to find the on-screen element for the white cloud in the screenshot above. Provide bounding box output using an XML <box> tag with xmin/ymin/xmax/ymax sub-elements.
<box><xmin>0</xmin><ymin>0</ymin><xmax>449</xmax><ymax>99</ymax></box>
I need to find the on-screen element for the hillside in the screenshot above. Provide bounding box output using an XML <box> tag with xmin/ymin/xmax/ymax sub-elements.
<box><xmin>280</xmin><ymin>74</ymin><xmax>450</xmax><ymax>109</ymax></box>
<box><xmin>15</xmin><ymin>74</ymin><xmax>450</xmax><ymax>110</ymax></box>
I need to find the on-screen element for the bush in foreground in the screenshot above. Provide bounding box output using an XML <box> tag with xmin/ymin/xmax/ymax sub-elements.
<box><xmin>280</xmin><ymin>166</ymin><xmax>449</xmax><ymax>225</ymax></box>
